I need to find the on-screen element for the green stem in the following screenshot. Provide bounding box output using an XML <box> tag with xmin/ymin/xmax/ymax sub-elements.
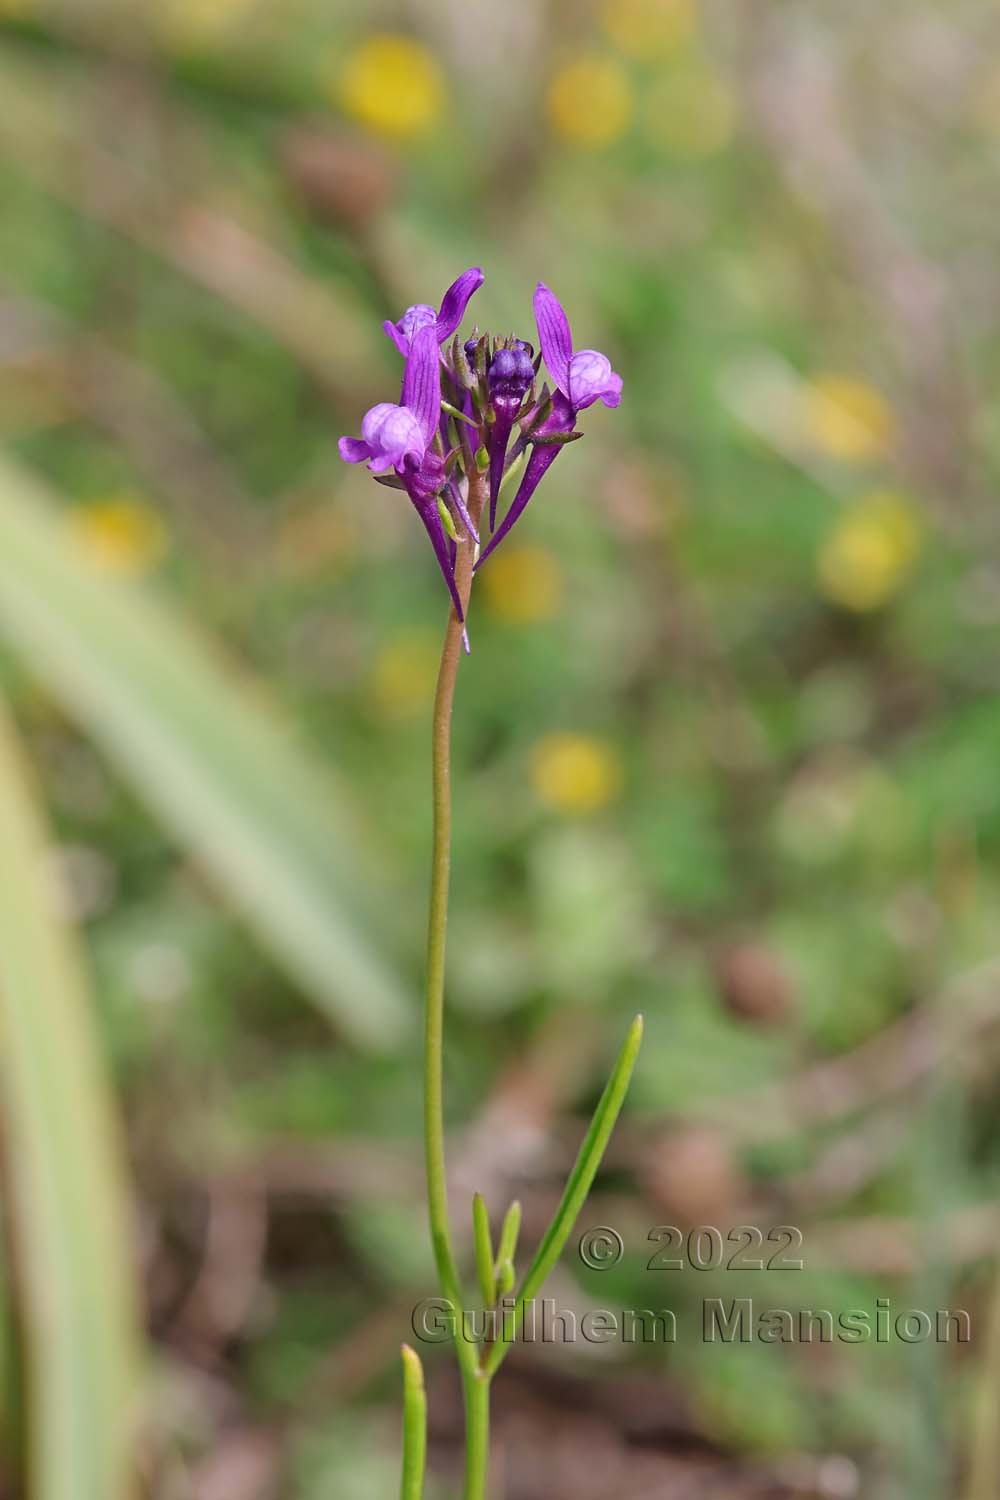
<box><xmin>461</xmin><ymin>1370</ymin><xmax>491</xmax><ymax>1500</ymax></box>
<box><xmin>423</xmin><ymin>468</ymin><xmax>490</xmax><ymax>1486</ymax></box>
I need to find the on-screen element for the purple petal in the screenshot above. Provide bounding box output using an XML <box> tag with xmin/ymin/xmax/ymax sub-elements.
<box><xmin>402</xmin><ymin>324</ymin><xmax>443</xmax><ymax>446</ymax></box>
<box><xmin>382</xmin><ymin>319</ymin><xmax>410</xmax><ymax>357</ymax></box>
<box><xmin>568</xmin><ymin>350</ymin><xmax>623</xmax><ymax>411</ymax></box>
<box><xmin>533</xmin><ymin>283</ymin><xmax>573</xmax><ymax>398</ymax></box>
<box><xmin>410</xmin><ymin>490</ymin><xmax>465</xmax><ymax>620</ymax></box>
<box><xmin>475</xmin><ymin>443</ymin><xmax>562</xmax><ymax>570</ymax></box>
<box><xmin>338</xmin><ymin>435</ymin><xmax>372</xmax><ymax>464</ymax></box>
<box><xmin>360</xmin><ymin>402</ymin><xmax>425</xmax><ymax>470</ymax></box>
<box><xmin>384</xmin><ymin>303</ymin><xmax>436</xmax><ymax>357</ymax></box>
<box><xmin>435</xmin><ymin>267</ymin><xmax>485</xmax><ymax>343</ymax></box>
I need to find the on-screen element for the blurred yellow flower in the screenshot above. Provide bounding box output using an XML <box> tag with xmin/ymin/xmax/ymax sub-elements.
<box><xmin>336</xmin><ymin>34</ymin><xmax>445</xmax><ymax>141</ymax></box>
<box><xmin>547</xmin><ymin>54</ymin><xmax>634</xmax><ymax>148</ymax></box>
<box><xmin>276</xmin><ymin>504</ymin><xmax>357</xmax><ymax>578</ymax></box>
<box><xmin>0</xmin><ymin>0</ymin><xmax>37</xmax><ymax>16</ymax></box>
<box><xmin>369</xmin><ymin>629</ymin><xmax>440</xmax><ymax>721</ymax></box>
<box><xmin>530</xmin><ymin>734</ymin><xmax>623</xmax><ymax>815</ymax></box>
<box><xmin>69</xmin><ymin>498</ymin><xmax>168</xmax><ymax>577</ymax></box>
<box><xmin>972</xmin><ymin>60</ymin><xmax>1000</xmax><ymax>135</ymax></box>
<box><xmin>803</xmin><ymin>375</ymin><xmax>895</xmax><ymax>462</ymax></box>
<box><xmin>480</xmin><ymin>545</ymin><xmax>564</xmax><ymax>625</ymax></box>
<box><xmin>817</xmin><ymin>492</ymin><xmax>922</xmax><ymax>613</ymax></box>
<box><xmin>601</xmin><ymin>0</ymin><xmax>696</xmax><ymax>60</ymax></box>
<box><xmin>162</xmin><ymin>0</ymin><xmax>255</xmax><ymax>47</ymax></box>
<box><xmin>644</xmin><ymin>65</ymin><xmax>735</xmax><ymax>157</ymax></box>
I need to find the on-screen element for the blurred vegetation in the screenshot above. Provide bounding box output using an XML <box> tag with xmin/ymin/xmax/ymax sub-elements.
<box><xmin>0</xmin><ymin>0</ymin><xmax>998</xmax><ymax>1497</ymax></box>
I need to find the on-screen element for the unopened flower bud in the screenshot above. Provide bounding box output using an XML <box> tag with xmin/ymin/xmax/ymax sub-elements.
<box><xmin>488</xmin><ymin>345</ymin><xmax>534</xmax><ymax>402</ymax></box>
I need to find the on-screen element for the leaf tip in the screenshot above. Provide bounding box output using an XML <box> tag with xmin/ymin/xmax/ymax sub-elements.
<box><xmin>401</xmin><ymin>1343</ymin><xmax>424</xmax><ymax>1389</ymax></box>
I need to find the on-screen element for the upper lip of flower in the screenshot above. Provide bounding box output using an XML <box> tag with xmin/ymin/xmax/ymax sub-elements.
<box><xmin>383</xmin><ymin>267</ymin><xmax>485</xmax><ymax>356</ymax></box>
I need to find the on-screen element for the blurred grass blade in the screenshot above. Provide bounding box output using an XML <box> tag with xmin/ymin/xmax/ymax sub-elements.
<box><xmin>399</xmin><ymin>1345</ymin><xmax>427</xmax><ymax>1500</ymax></box>
<box><xmin>0</xmin><ymin>695</ymin><xmax>141</xmax><ymax>1500</ymax></box>
<box><xmin>472</xmin><ymin>1193</ymin><xmax>497</xmax><ymax>1310</ymax></box>
<box><xmin>962</xmin><ymin>1259</ymin><xmax>1000</xmax><ymax>1500</ymax></box>
<box><xmin>484</xmin><ymin>1016</ymin><xmax>643</xmax><ymax>1377</ymax></box>
<box><xmin>0</xmin><ymin>452</ymin><xmax>409</xmax><ymax>1050</ymax></box>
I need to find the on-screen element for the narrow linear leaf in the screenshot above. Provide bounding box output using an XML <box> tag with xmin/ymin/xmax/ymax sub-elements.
<box><xmin>399</xmin><ymin>1344</ymin><xmax>427</xmax><ymax>1500</ymax></box>
<box><xmin>496</xmin><ymin>1260</ymin><xmax>515</xmax><ymax>1297</ymax></box>
<box><xmin>472</xmin><ymin>1193</ymin><xmax>497</xmax><ymax>1310</ymax></box>
<box><xmin>0</xmin><ymin>695</ymin><xmax>142</xmax><ymax>1500</ymax></box>
<box><xmin>0</xmin><ymin>452</ymin><xmax>410</xmax><ymax>1051</ymax></box>
<box><xmin>484</xmin><ymin>1016</ymin><xmax>643</xmax><ymax>1376</ymax></box>
<box><xmin>495</xmin><ymin>1199</ymin><xmax>522</xmax><ymax>1276</ymax></box>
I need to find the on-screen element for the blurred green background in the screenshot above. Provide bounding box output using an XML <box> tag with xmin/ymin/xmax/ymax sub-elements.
<box><xmin>0</xmin><ymin>1</ymin><xmax>998</xmax><ymax>1497</ymax></box>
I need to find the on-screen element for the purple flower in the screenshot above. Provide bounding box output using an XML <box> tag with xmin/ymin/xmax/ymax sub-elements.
<box><xmin>383</xmin><ymin>267</ymin><xmax>485</xmax><ymax>358</ymax></box>
<box><xmin>533</xmin><ymin>282</ymin><xmax>623</xmax><ymax>411</ymax></box>
<box><xmin>339</xmin><ymin>269</ymin><xmax>621</xmax><ymax>610</ymax></box>
<box><xmin>476</xmin><ymin>284</ymin><xmax>621</xmax><ymax>569</ymax></box>
<box><xmin>339</xmin><ymin>324</ymin><xmax>464</xmax><ymax>618</ymax></box>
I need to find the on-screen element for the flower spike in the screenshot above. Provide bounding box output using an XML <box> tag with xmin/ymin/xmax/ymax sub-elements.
<box><xmin>340</xmin><ymin>267</ymin><xmax>621</xmax><ymax>607</ymax></box>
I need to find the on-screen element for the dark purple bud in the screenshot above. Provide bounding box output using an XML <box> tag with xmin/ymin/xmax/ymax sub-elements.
<box><xmin>488</xmin><ymin>345</ymin><xmax>534</xmax><ymax>401</ymax></box>
<box><xmin>488</xmin><ymin>346</ymin><xmax>517</xmax><ymax>383</ymax></box>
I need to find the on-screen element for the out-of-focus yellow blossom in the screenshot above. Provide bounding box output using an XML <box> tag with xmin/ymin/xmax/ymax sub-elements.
<box><xmin>480</xmin><ymin>545</ymin><xmax>564</xmax><ymax>625</ymax></box>
<box><xmin>276</xmin><ymin>504</ymin><xmax>357</xmax><ymax>578</ymax></box>
<box><xmin>530</xmin><ymin>734</ymin><xmax>623</xmax><ymax>815</ymax></box>
<box><xmin>162</xmin><ymin>0</ymin><xmax>256</xmax><ymax>47</ymax></box>
<box><xmin>644</xmin><ymin>65</ymin><xmax>735</xmax><ymax>157</ymax></box>
<box><xmin>0</xmin><ymin>0</ymin><xmax>37</xmax><ymax>16</ymax></box>
<box><xmin>547</xmin><ymin>54</ymin><xmax>634</xmax><ymax>148</ymax></box>
<box><xmin>803</xmin><ymin>375</ymin><xmax>895</xmax><ymax>462</ymax></box>
<box><xmin>336</xmin><ymin>34</ymin><xmax>445</xmax><ymax>141</ymax></box>
<box><xmin>972</xmin><ymin>61</ymin><xmax>1000</xmax><ymax>135</ymax></box>
<box><xmin>817</xmin><ymin>491</ymin><xmax>921</xmax><ymax>613</ymax></box>
<box><xmin>369</xmin><ymin>629</ymin><xmax>440</xmax><ymax>721</ymax></box>
<box><xmin>69</xmin><ymin>498</ymin><xmax>168</xmax><ymax>577</ymax></box>
<box><xmin>601</xmin><ymin>0</ymin><xmax>696</xmax><ymax>60</ymax></box>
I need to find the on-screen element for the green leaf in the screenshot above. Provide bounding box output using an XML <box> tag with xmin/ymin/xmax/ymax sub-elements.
<box><xmin>0</xmin><ymin>452</ymin><xmax>410</xmax><ymax>1051</ymax></box>
<box><xmin>399</xmin><ymin>1345</ymin><xmax>427</xmax><ymax>1500</ymax></box>
<box><xmin>0</xmin><ymin>695</ymin><xmax>142</xmax><ymax>1500</ymax></box>
<box><xmin>483</xmin><ymin>1016</ymin><xmax>643</xmax><ymax>1377</ymax></box>
<box><xmin>494</xmin><ymin>1199</ymin><xmax>522</xmax><ymax>1283</ymax></box>
<box><xmin>472</xmin><ymin>1193</ymin><xmax>497</xmax><ymax>1310</ymax></box>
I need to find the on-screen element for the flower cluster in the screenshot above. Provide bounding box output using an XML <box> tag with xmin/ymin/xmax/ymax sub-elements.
<box><xmin>339</xmin><ymin>269</ymin><xmax>621</xmax><ymax>619</ymax></box>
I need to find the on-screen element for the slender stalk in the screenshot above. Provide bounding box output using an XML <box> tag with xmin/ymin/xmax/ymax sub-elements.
<box><xmin>423</xmin><ymin>466</ymin><xmax>490</xmax><ymax>1489</ymax></box>
<box><xmin>461</xmin><ymin>1370</ymin><xmax>491</xmax><ymax>1500</ymax></box>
